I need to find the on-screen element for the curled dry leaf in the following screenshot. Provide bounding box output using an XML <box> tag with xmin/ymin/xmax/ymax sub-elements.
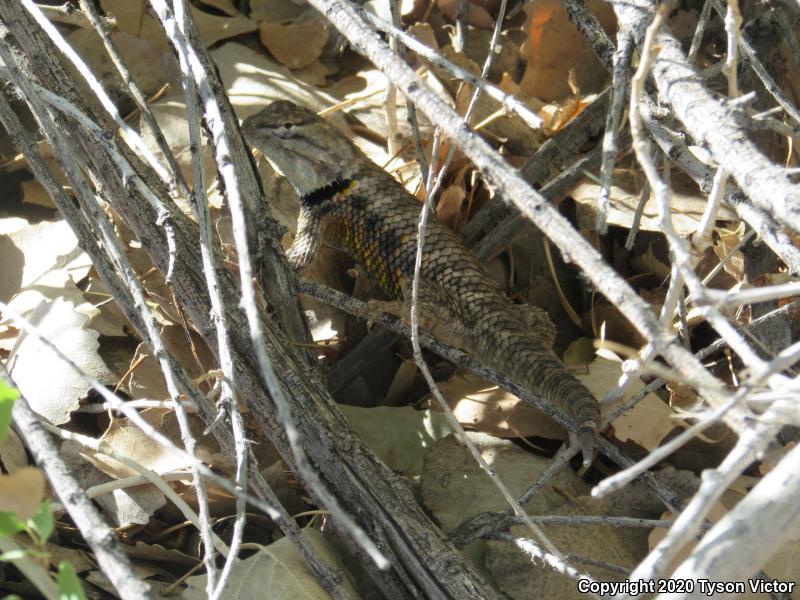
<box><xmin>570</xmin><ymin>171</ymin><xmax>737</xmax><ymax>237</ymax></box>
<box><xmin>0</xmin><ymin>466</ymin><xmax>45</xmax><ymax>520</ymax></box>
<box><xmin>8</xmin><ymin>298</ymin><xmax>115</xmax><ymax>425</ymax></box>
<box><xmin>712</xmin><ymin>225</ymin><xmax>747</xmax><ymax>282</ymax></box>
<box><xmin>87</xmin><ymin>408</ymin><xmax>219</xmax><ymax>480</ymax></box>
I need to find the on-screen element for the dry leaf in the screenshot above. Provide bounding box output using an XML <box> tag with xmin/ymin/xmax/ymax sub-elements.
<box><xmin>576</xmin><ymin>356</ymin><xmax>676</xmax><ymax>451</ymax></box>
<box><xmin>250</xmin><ymin>0</ymin><xmax>310</xmax><ymax>21</ymax></box>
<box><xmin>258</xmin><ymin>19</ymin><xmax>329</xmax><ymax>70</ymax></box>
<box><xmin>519</xmin><ymin>0</ymin><xmax>615</xmax><ymax>101</ymax></box>
<box><xmin>8</xmin><ymin>298</ymin><xmax>115</xmax><ymax>425</ymax></box>
<box><xmin>67</xmin><ymin>28</ymin><xmax>172</xmax><ymax>101</ymax></box>
<box><xmin>382</xmin><ymin>358</ymin><xmax>420</xmax><ymax>407</ymax></box>
<box><xmin>437</xmin><ymin>0</ymin><xmax>496</xmax><ymax>28</ymax></box>
<box><xmin>183</xmin><ymin>528</ymin><xmax>360</xmax><ymax>600</ymax></box>
<box><xmin>407</xmin><ymin>22</ymin><xmax>439</xmax><ymax>51</ymax></box>
<box><xmin>0</xmin><ymin>467</ymin><xmax>45</xmax><ymax>520</ymax></box>
<box><xmin>630</xmin><ymin>243</ymin><xmax>672</xmax><ymax>280</ymax></box>
<box><xmin>87</xmin><ymin>408</ymin><xmax>214</xmax><ymax>479</ymax></box>
<box><xmin>571</xmin><ymin>171</ymin><xmax>737</xmax><ymax>236</ymax></box>
<box><xmin>0</xmin><ymin>219</ymin><xmax>90</xmax><ymax>306</ymax></box>
<box><xmin>196</xmin><ymin>0</ymin><xmax>243</xmax><ymax>16</ymax></box>
<box><xmin>421</xmin><ymin>432</ymin><xmax>589</xmax><ymax>531</ymax></box>
<box><xmin>437</xmin><ymin>183</ymin><xmax>466</xmax><ymax>231</ymax></box>
<box><xmin>563</xmin><ymin>337</ymin><xmax>596</xmax><ymax>366</ymax></box>
<box><xmin>487</xmin><ymin>496</ymin><xmax>641</xmax><ymax>599</ymax></box>
<box><xmin>20</xmin><ymin>180</ymin><xmax>54</xmax><ymax>209</ymax></box>
<box><xmin>340</xmin><ymin>405</ymin><xmax>451</xmax><ymax>477</ymax></box>
<box><xmin>0</xmin><ymin>429</ymin><xmax>28</xmax><ymax>474</ymax></box>
<box><xmin>60</xmin><ymin>437</ymin><xmax>168</xmax><ymax>528</ymax></box>
<box><xmin>101</xmin><ymin>0</ymin><xmax>257</xmax><ymax>46</ymax></box>
<box><xmin>712</xmin><ymin>225</ymin><xmax>747</xmax><ymax>282</ymax></box>
<box><xmin>428</xmin><ymin>372</ymin><xmax>565</xmax><ymax>439</ymax></box>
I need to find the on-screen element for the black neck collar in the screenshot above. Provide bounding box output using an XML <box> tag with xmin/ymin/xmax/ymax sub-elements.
<box><xmin>300</xmin><ymin>178</ymin><xmax>352</xmax><ymax>207</ymax></box>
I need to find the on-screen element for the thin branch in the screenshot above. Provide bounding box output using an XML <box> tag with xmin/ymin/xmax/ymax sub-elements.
<box><xmin>5</xmin><ymin>364</ymin><xmax>151</xmax><ymax>600</ymax></box>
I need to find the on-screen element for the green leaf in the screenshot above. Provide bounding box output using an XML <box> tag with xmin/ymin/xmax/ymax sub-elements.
<box><xmin>0</xmin><ymin>549</ymin><xmax>26</xmax><ymax>561</ymax></box>
<box><xmin>4</xmin><ymin>594</ymin><xmax>24</xmax><ymax>600</ymax></box>
<box><xmin>57</xmin><ymin>561</ymin><xmax>87</xmax><ymax>600</ymax></box>
<box><xmin>0</xmin><ymin>381</ymin><xmax>19</xmax><ymax>444</ymax></box>
<box><xmin>0</xmin><ymin>512</ymin><xmax>24</xmax><ymax>536</ymax></box>
<box><xmin>27</xmin><ymin>501</ymin><xmax>53</xmax><ymax>542</ymax></box>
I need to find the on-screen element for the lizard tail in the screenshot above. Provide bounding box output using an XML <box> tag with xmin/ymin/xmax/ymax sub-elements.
<box><xmin>508</xmin><ymin>346</ymin><xmax>600</xmax><ymax>466</ymax></box>
<box><xmin>470</xmin><ymin>305</ymin><xmax>601</xmax><ymax>465</ymax></box>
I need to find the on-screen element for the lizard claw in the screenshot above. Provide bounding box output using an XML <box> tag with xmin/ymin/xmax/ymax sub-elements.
<box><xmin>576</xmin><ymin>422</ymin><xmax>598</xmax><ymax>468</ymax></box>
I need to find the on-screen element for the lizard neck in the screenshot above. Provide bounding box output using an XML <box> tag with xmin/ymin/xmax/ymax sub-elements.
<box><xmin>300</xmin><ymin>178</ymin><xmax>353</xmax><ymax>208</ymax></box>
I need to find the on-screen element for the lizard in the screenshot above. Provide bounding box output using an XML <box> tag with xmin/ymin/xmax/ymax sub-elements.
<box><xmin>242</xmin><ymin>100</ymin><xmax>601</xmax><ymax>464</ymax></box>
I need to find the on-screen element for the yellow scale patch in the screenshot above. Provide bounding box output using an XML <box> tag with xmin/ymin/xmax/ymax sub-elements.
<box><xmin>332</xmin><ymin>180</ymin><xmax>400</xmax><ymax>295</ymax></box>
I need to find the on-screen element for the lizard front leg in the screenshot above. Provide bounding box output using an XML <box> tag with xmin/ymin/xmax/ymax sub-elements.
<box><xmin>286</xmin><ymin>207</ymin><xmax>328</xmax><ymax>269</ymax></box>
<box><xmin>365</xmin><ymin>277</ymin><xmax>472</xmax><ymax>351</ymax></box>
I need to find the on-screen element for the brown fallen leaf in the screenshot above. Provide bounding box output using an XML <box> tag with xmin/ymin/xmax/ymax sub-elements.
<box><xmin>519</xmin><ymin>0</ymin><xmax>615</xmax><ymax>101</ymax></box>
<box><xmin>0</xmin><ymin>467</ymin><xmax>45</xmax><ymax>520</ymax></box>
<box><xmin>258</xmin><ymin>19</ymin><xmax>329</xmax><ymax>70</ymax></box>
<box><xmin>427</xmin><ymin>371</ymin><xmax>565</xmax><ymax>440</ymax></box>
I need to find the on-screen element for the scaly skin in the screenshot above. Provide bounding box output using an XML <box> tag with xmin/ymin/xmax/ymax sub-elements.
<box><xmin>243</xmin><ymin>100</ymin><xmax>600</xmax><ymax>463</ymax></box>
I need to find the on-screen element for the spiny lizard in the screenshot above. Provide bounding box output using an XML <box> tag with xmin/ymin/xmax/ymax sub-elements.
<box><xmin>242</xmin><ymin>100</ymin><xmax>601</xmax><ymax>464</ymax></box>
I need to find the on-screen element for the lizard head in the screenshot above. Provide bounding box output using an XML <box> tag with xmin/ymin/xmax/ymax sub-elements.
<box><xmin>242</xmin><ymin>100</ymin><xmax>360</xmax><ymax>198</ymax></box>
